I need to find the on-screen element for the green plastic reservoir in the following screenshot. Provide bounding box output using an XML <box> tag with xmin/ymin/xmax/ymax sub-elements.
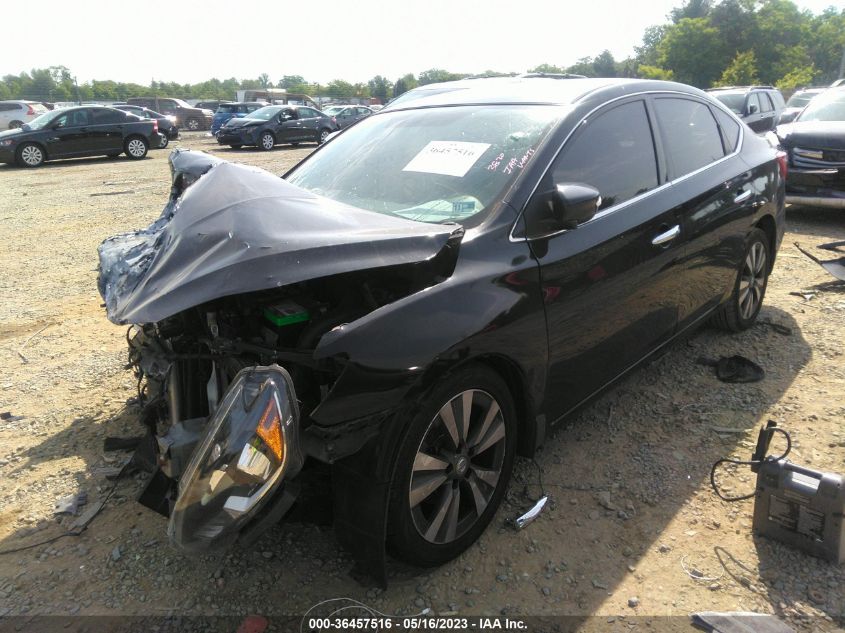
<box><xmin>263</xmin><ymin>301</ymin><xmax>310</xmax><ymax>327</ymax></box>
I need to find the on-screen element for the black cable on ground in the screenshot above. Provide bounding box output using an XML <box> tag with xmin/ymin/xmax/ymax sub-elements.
<box><xmin>710</xmin><ymin>427</ymin><xmax>791</xmax><ymax>502</ymax></box>
<box><xmin>0</xmin><ymin>475</ymin><xmax>121</xmax><ymax>555</ymax></box>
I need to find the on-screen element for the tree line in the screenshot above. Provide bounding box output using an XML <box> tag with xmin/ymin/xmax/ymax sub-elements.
<box><xmin>1</xmin><ymin>0</ymin><xmax>843</xmax><ymax>104</ymax></box>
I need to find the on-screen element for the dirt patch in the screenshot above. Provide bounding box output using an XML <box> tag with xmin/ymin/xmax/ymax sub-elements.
<box><xmin>0</xmin><ymin>132</ymin><xmax>843</xmax><ymax>630</ymax></box>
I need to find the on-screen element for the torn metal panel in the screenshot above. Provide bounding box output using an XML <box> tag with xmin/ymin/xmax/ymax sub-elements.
<box><xmin>98</xmin><ymin>150</ymin><xmax>455</xmax><ymax>325</ymax></box>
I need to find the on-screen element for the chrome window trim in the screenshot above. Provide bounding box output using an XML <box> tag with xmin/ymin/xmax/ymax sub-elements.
<box><xmin>509</xmin><ymin>89</ymin><xmax>746</xmax><ymax>243</ymax></box>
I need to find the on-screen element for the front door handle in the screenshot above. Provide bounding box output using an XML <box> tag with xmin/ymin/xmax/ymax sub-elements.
<box><xmin>734</xmin><ymin>189</ymin><xmax>753</xmax><ymax>204</ymax></box>
<box><xmin>652</xmin><ymin>225</ymin><xmax>681</xmax><ymax>246</ymax></box>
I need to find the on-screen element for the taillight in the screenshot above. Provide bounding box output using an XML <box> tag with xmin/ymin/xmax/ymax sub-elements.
<box><xmin>331</xmin><ymin>116</ymin><xmax>337</xmax><ymax>124</ymax></box>
<box><xmin>776</xmin><ymin>150</ymin><xmax>788</xmax><ymax>180</ymax></box>
<box><xmin>153</xmin><ymin>120</ymin><xmax>159</xmax><ymax>133</ymax></box>
<box><xmin>26</xmin><ymin>105</ymin><xmax>35</xmax><ymax>116</ymax></box>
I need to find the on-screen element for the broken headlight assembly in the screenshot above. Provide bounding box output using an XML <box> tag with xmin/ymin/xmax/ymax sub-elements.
<box><xmin>168</xmin><ymin>365</ymin><xmax>303</xmax><ymax>551</ymax></box>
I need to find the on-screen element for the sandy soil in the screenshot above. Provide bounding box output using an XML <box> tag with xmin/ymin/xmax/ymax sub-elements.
<box><xmin>0</xmin><ymin>131</ymin><xmax>843</xmax><ymax>632</ymax></box>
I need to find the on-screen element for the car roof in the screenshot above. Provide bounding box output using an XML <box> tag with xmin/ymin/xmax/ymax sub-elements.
<box><xmin>385</xmin><ymin>76</ymin><xmax>706</xmax><ymax>111</ymax></box>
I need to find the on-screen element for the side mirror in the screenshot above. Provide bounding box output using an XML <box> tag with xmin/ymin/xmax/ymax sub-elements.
<box><xmin>552</xmin><ymin>183</ymin><xmax>601</xmax><ymax>229</ymax></box>
<box><xmin>524</xmin><ymin>183</ymin><xmax>601</xmax><ymax>239</ymax></box>
<box><xmin>748</xmin><ymin>103</ymin><xmax>759</xmax><ymax>115</ymax></box>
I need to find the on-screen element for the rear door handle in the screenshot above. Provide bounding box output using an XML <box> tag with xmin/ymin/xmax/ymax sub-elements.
<box><xmin>652</xmin><ymin>225</ymin><xmax>680</xmax><ymax>246</ymax></box>
<box><xmin>734</xmin><ymin>189</ymin><xmax>753</xmax><ymax>204</ymax></box>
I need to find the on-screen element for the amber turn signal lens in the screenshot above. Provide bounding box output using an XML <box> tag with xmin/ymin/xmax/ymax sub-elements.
<box><xmin>255</xmin><ymin>399</ymin><xmax>285</xmax><ymax>463</ymax></box>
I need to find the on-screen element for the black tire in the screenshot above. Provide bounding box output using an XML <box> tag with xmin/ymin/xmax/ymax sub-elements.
<box><xmin>259</xmin><ymin>131</ymin><xmax>275</xmax><ymax>151</ymax></box>
<box><xmin>228</xmin><ymin>144</ymin><xmax>242</xmax><ymax>149</ymax></box>
<box><xmin>9</xmin><ymin>120</ymin><xmax>23</xmax><ymax>129</ymax></box>
<box><xmin>185</xmin><ymin>118</ymin><xmax>200</xmax><ymax>131</ymax></box>
<box><xmin>711</xmin><ymin>227</ymin><xmax>770</xmax><ymax>332</ymax></box>
<box><xmin>16</xmin><ymin>143</ymin><xmax>45</xmax><ymax>167</ymax></box>
<box><xmin>387</xmin><ymin>364</ymin><xmax>517</xmax><ymax>566</ymax></box>
<box><xmin>318</xmin><ymin>128</ymin><xmax>331</xmax><ymax>144</ymax></box>
<box><xmin>124</xmin><ymin>136</ymin><xmax>148</xmax><ymax>160</ymax></box>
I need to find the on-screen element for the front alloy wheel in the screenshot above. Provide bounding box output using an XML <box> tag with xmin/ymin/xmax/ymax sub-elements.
<box><xmin>410</xmin><ymin>389</ymin><xmax>507</xmax><ymax>544</ymax></box>
<box><xmin>185</xmin><ymin>118</ymin><xmax>200</xmax><ymax>131</ymax></box>
<box><xmin>260</xmin><ymin>132</ymin><xmax>275</xmax><ymax>151</ymax></box>
<box><xmin>318</xmin><ymin>128</ymin><xmax>330</xmax><ymax>144</ymax></box>
<box><xmin>388</xmin><ymin>365</ymin><xmax>516</xmax><ymax>566</ymax></box>
<box><xmin>17</xmin><ymin>143</ymin><xmax>44</xmax><ymax>167</ymax></box>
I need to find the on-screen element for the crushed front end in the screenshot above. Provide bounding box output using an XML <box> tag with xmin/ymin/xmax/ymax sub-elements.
<box><xmin>96</xmin><ymin>149</ymin><xmax>459</xmax><ymax>552</ymax></box>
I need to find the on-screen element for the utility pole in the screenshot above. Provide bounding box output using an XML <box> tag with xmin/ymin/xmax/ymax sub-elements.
<box><xmin>839</xmin><ymin>44</ymin><xmax>845</xmax><ymax>80</ymax></box>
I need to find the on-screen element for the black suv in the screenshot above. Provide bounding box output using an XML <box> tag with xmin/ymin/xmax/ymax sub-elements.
<box><xmin>126</xmin><ymin>97</ymin><xmax>213</xmax><ymax>131</ymax></box>
<box><xmin>706</xmin><ymin>86</ymin><xmax>786</xmax><ymax>133</ymax></box>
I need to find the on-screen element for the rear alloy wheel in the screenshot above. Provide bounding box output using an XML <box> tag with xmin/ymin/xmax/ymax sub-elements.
<box><xmin>388</xmin><ymin>365</ymin><xmax>516</xmax><ymax>566</ymax></box>
<box><xmin>712</xmin><ymin>228</ymin><xmax>770</xmax><ymax>331</ymax></box>
<box><xmin>159</xmin><ymin>134</ymin><xmax>169</xmax><ymax>149</ymax></box>
<box><xmin>17</xmin><ymin>143</ymin><xmax>45</xmax><ymax>167</ymax></box>
<box><xmin>124</xmin><ymin>137</ymin><xmax>148</xmax><ymax>160</ymax></box>
<box><xmin>318</xmin><ymin>128</ymin><xmax>330</xmax><ymax>144</ymax></box>
<box><xmin>259</xmin><ymin>132</ymin><xmax>275</xmax><ymax>151</ymax></box>
<box><xmin>185</xmin><ymin>118</ymin><xmax>200</xmax><ymax>131</ymax></box>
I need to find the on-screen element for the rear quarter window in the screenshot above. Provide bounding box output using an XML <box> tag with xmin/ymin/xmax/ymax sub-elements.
<box><xmin>654</xmin><ymin>97</ymin><xmax>726</xmax><ymax>178</ymax></box>
<box><xmin>712</xmin><ymin>108</ymin><xmax>741</xmax><ymax>153</ymax></box>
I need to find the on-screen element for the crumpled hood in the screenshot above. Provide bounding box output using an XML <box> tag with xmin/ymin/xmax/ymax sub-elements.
<box><xmin>98</xmin><ymin>150</ymin><xmax>456</xmax><ymax>325</ymax></box>
<box><xmin>222</xmin><ymin>118</ymin><xmax>261</xmax><ymax>129</ymax></box>
<box><xmin>776</xmin><ymin>121</ymin><xmax>845</xmax><ymax>149</ymax></box>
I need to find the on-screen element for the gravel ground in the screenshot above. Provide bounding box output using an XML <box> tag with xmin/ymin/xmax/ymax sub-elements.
<box><xmin>0</xmin><ymin>131</ymin><xmax>844</xmax><ymax>632</ymax></box>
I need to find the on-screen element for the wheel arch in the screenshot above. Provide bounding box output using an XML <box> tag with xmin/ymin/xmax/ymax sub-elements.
<box><xmin>754</xmin><ymin>214</ymin><xmax>777</xmax><ymax>273</ymax></box>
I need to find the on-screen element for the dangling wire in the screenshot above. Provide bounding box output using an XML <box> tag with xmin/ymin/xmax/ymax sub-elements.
<box><xmin>710</xmin><ymin>427</ymin><xmax>792</xmax><ymax>502</ymax></box>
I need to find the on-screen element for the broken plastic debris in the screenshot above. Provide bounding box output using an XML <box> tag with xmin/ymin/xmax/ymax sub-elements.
<box><xmin>54</xmin><ymin>491</ymin><xmax>88</xmax><ymax>515</ymax></box>
<box><xmin>697</xmin><ymin>355</ymin><xmax>764</xmax><ymax>383</ymax></box>
<box><xmin>510</xmin><ymin>495</ymin><xmax>548</xmax><ymax>530</ymax></box>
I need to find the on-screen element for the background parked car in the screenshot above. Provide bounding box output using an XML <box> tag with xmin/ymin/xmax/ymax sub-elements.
<box><xmin>126</xmin><ymin>97</ymin><xmax>213</xmax><ymax>131</ymax></box>
<box><xmin>777</xmin><ymin>86</ymin><xmax>845</xmax><ymax>209</ymax></box>
<box><xmin>194</xmin><ymin>100</ymin><xmax>229</xmax><ymax>111</ymax></box>
<box><xmin>0</xmin><ymin>100</ymin><xmax>49</xmax><ymax>129</ymax></box>
<box><xmin>706</xmin><ymin>86</ymin><xmax>785</xmax><ymax>133</ymax></box>
<box><xmin>778</xmin><ymin>87</ymin><xmax>827</xmax><ymax>124</ymax></box>
<box><xmin>322</xmin><ymin>104</ymin><xmax>374</xmax><ymax>129</ymax></box>
<box><xmin>0</xmin><ymin>106</ymin><xmax>159</xmax><ymax>167</ymax></box>
<box><xmin>216</xmin><ymin>104</ymin><xmax>338</xmax><ymax>150</ymax></box>
<box><xmin>210</xmin><ymin>102</ymin><xmax>266</xmax><ymax>135</ymax></box>
<box><xmin>113</xmin><ymin>105</ymin><xmax>179</xmax><ymax>147</ymax></box>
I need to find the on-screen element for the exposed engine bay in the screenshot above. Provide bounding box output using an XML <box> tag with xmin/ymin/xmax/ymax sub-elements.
<box><xmin>97</xmin><ymin>150</ymin><xmax>462</xmax><ymax>551</ymax></box>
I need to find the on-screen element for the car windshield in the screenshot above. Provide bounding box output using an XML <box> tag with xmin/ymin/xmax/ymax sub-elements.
<box><xmin>323</xmin><ymin>106</ymin><xmax>344</xmax><ymax>115</ymax></box>
<box><xmin>796</xmin><ymin>90</ymin><xmax>845</xmax><ymax>122</ymax></box>
<box><xmin>245</xmin><ymin>106</ymin><xmax>283</xmax><ymax>120</ymax></box>
<box><xmin>712</xmin><ymin>93</ymin><xmax>745</xmax><ymax>114</ymax></box>
<box><xmin>23</xmin><ymin>110</ymin><xmax>62</xmax><ymax>131</ymax></box>
<box><xmin>173</xmin><ymin>98</ymin><xmax>193</xmax><ymax>108</ymax></box>
<box><xmin>786</xmin><ymin>92</ymin><xmax>815</xmax><ymax>108</ymax></box>
<box><xmin>286</xmin><ymin>105</ymin><xmax>564</xmax><ymax>226</ymax></box>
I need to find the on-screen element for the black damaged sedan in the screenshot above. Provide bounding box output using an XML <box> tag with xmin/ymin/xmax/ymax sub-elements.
<box><xmin>98</xmin><ymin>77</ymin><xmax>785</xmax><ymax>580</ymax></box>
<box><xmin>216</xmin><ymin>104</ymin><xmax>338</xmax><ymax>150</ymax></box>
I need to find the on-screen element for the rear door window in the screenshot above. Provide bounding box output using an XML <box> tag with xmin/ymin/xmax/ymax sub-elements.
<box><xmin>552</xmin><ymin>100</ymin><xmax>659</xmax><ymax>211</ymax></box>
<box><xmin>92</xmin><ymin>109</ymin><xmax>128</xmax><ymax>124</ymax></box>
<box><xmin>654</xmin><ymin>98</ymin><xmax>725</xmax><ymax>178</ymax></box>
<box><xmin>712</xmin><ymin>108</ymin><xmax>741</xmax><ymax>153</ymax></box>
<box><xmin>758</xmin><ymin>92</ymin><xmax>774</xmax><ymax>112</ymax></box>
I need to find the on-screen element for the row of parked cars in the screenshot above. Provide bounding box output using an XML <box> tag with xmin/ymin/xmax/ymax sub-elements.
<box><xmin>0</xmin><ymin>99</ymin><xmax>378</xmax><ymax>166</ymax></box>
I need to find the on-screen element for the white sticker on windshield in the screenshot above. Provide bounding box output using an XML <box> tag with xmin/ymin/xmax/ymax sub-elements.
<box><xmin>402</xmin><ymin>141</ymin><xmax>491</xmax><ymax>178</ymax></box>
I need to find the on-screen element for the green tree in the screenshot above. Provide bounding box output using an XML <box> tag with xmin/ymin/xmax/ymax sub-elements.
<box><xmin>326</xmin><ymin>79</ymin><xmax>355</xmax><ymax>99</ymax></box>
<box><xmin>528</xmin><ymin>63</ymin><xmax>567</xmax><ymax>74</ymax></box>
<box><xmin>658</xmin><ymin>17</ymin><xmax>724</xmax><ymax>86</ymax></box>
<box><xmin>638</xmin><ymin>65</ymin><xmax>675</xmax><ymax>80</ymax></box>
<box><xmin>367</xmin><ymin>75</ymin><xmax>391</xmax><ymax>102</ymax></box>
<box><xmin>592</xmin><ymin>50</ymin><xmax>618</xmax><ymax>77</ymax></box>
<box><xmin>716</xmin><ymin>50</ymin><xmax>760</xmax><ymax>86</ymax></box>
<box><xmin>258</xmin><ymin>73</ymin><xmax>271</xmax><ymax>89</ymax></box>
<box><xmin>393</xmin><ymin>73</ymin><xmax>418</xmax><ymax>97</ymax></box>
<box><xmin>670</xmin><ymin>0</ymin><xmax>712</xmax><ymax>23</ymax></box>
<box><xmin>418</xmin><ymin>69</ymin><xmax>464</xmax><ymax>85</ymax></box>
<box><xmin>635</xmin><ymin>25</ymin><xmax>667</xmax><ymax>66</ymax></box>
<box><xmin>777</xmin><ymin>65</ymin><xmax>817</xmax><ymax>90</ymax></box>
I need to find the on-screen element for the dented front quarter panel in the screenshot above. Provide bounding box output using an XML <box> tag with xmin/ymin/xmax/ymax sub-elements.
<box><xmin>311</xmin><ymin>214</ymin><xmax>548</xmax><ymax>432</ymax></box>
<box><xmin>98</xmin><ymin>150</ymin><xmax>455</xmax><ymax>325</ymax></box>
